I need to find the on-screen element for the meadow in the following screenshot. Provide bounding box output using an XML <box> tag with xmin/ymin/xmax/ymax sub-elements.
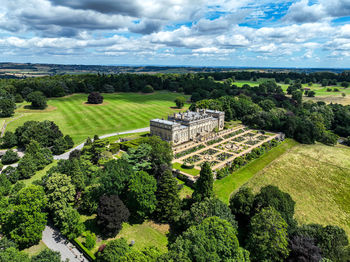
<box><xmin>4</xmin><ymin>92</ymin><xmax>189</xmax><ymax>145</ymax></box>
<box><xmin>245</xmin><ymin>143</ymin><xmax>350</xmax><ymax>237</ymax></box>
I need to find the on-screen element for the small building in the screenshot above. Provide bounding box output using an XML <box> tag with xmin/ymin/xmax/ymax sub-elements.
<box><xmin>150</xmin><ymin>109</ymin><xmax>225</xmax><ymax>145</ymax></box>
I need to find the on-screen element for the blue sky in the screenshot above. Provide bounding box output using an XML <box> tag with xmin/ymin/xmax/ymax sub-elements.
<box><xmin>0</xmin><ymin>0</ymin><xmax>350</xmax><ymax>67</ymax></box>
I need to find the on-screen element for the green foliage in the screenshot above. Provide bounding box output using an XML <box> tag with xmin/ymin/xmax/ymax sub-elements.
<box><xmin>1</xmin><ymin>149</ymin><xmax>19</xmax><ymax>165</ymax></box>
<box><xmin>96</xmin><ymin>238</ymin><xmax>131</xmax><ymax>262</ymax></box>
<box><xmin>155</xmin><ymin>169</ymin><xmax>181</xmax><ymax>223</ymax></box>
<box><xmin>169</xmin><ymin>217</ymin><xmax>250</xmax><ymax>261</ymax></box>
<box><xmin>1</xmin><ymin>131</ymin><xmax>17</xmax><ymax>148</ymax></box>
<box><xmin>31</xmin><ymin>249</ymin><xmax>61</xmax><ymax>262</ymax></box>
<box><xmin>84</xmin><ymin>231</ymin><xmax>96</xmax><ymax>250</ymax></box>
<box><xmin>73</xmin><ymin>238</ymin><xmax>97</xmax><ymax>260</ymax></box>
<box><xmin>123</xmin><ymin>143</ymin><xmax>152</xmax><ymax>172</ymax></box>
<box><xmin>53</xmin><ymin>206</ymin><xmax>84</xmax><ymax>240</ymax></box>
<box><xmin>193</xmin><ymin>162</ymin><xmax>214</xmax><ymax>201</ymax></box>
<box><xmin>51</xmin><ymin>137</ymin><xmax>68</xmax><ymax>155</ymax></box>
<box><xmin>64</xmin><ymin>135</ymin><xmax>74</xmax><ymax>148</ymax></box>
<box><xmin>0</xmin><ymin>247</ymin><xmax>30</xmax><ymax>262</ymax></box>
<box><xmin>142</xmin><ymin>85</ymin><xmax>154</xmax><ymax>93</ymax></box>
<box><xmin>174</xmin><ymin>96</ymin><xmax>186</xmax><ymax>108</ymax></box>
<box><xmin>2</xmin><ymin>185</ymin><xmax>48</xmax><ymax>248</ymax></box>
<box><xmin>127</xmin><ymin>171</ymin><xmax>157</xmax><ymax>219</ymax></box>
<box><xmin>14</xmin><ymin>120</ymin><xmax>63</xmax><ymax>148</ymax></box>
<box><xmin>229</xmin><ymin>187</ymin><xmax>255</xmax><ymax>229</ymax></box>
<box><xmin>258</xmin><ymin>99</ymin><xmax>275</xmax><ymax>111</ymax></box>
<box><xmin>247</xmin><ymin>207</ymin><xmax>289</xmax><ymax>262</ymax></box>
<box><xmin>45</xmin><ymin>172</ymin><xmax>75</xmax><ymax>211</ymax></box>
<box><xmin>0</xmin><ymin>174</ymin><xmax>11</xmax><ymax>196</ymax></box>
<box><xmin>27</xmin><ymin>91</ymin><xmax>47</xmax><ymax>109</ymax></box>
<box><xmin>181</xmin><ymin>197</ymin><xmax>237</xmax><ymax>230</ymax></box>
<box><xmin>296</xmin><ymin>224</ymin><xmax>349</xmax><ymax>261</ymax></box>
<box><xmin>99</xmin><ymin>159</ymin><xmax>134</xmax><ymax>196</ymax></box>
<box><xmin>0</xmin><ymin>98</ymin><xmax>16</xmax><ymax>117</ymax></box>
<box><xmin>253</xmin><ymin>185</ymin><xmax>297</xmax><ymax>230</ymax></box>
<box><xmin>14</xmin><ymin>93</ymin><xmax>23</xmax><ymax>103</ymax></box>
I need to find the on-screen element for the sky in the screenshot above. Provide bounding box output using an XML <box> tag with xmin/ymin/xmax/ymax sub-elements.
<box><xmin>0</xmin><ymin>0</ymin><xmax>350</xmax><ymax>68</ymax></box>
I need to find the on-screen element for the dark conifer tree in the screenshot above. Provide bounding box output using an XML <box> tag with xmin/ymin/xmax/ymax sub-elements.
<box><xmin>192</xmin><ymin>162</ymin><xmax>214</xmax><ymax>201</ymax></box>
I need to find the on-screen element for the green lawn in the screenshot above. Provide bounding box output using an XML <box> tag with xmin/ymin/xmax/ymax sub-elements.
<box><xmin>22</xmin><ymin>241</ymin><xmax>48</xmax><ymax>257</ymax></box>
<box><xmin>173</xmin><ymin>162</ymin><xmax>200</xmax><ymax>176</ymax></box>
<box><xmin>80</xmin><ymin>215</ymin><xmax>169</xmax><ymax>254</ymax></box>
<box><xmin>246</xmin><ymin>143</ymin><xmax>350</xmax><ymax>238</ymax></box>
<box><xmin>5</xmin><ymin>92</ymin><xmax>189</xmax><ymax>145</ymax></box>
<box><xmin>214</xmin><ymin>139</ymin><xmax>298</xmax><ymax>204</ymax></box>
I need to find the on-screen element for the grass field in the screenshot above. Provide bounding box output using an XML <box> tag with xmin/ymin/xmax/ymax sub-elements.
<box><xmin>22</xmin><ymin>241</ymin><xmax>48</xmax><ymax>257</ymax></box>
<box><xmin>214</xmin><ymin>139</ymin><xmax>298</xmax><ymax>204</ymax></box>
<box><xmin>5</xmin><ymin>92</ymin><xmax>189</xmax><ymax>145</ymax></box>
<box><xmin>246</xmin><ymin>143</ymin><xmax>350</xmax><ymax>237</ymax></box>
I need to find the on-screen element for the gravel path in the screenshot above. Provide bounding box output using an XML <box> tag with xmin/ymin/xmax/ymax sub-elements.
<box><xmin>42</xmin><ymin>226</ymin><xmax>88</xmax><ymax>262</ymax></box>
<box><xmin>54</xmin><ymin>127</ymin><xmax>149</xmax><ymax>160</ymax></box>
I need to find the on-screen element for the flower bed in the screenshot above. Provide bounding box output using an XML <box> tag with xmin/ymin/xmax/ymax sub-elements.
<box><xmin>206</xmin><ymin>137</ymin><xmax>223</xmax><ymax>146</ymax></box>
<box><xmin>175</xmin><ymin>144</ymin><xmax>205</xmax><ymax>159</ymax></box>
<box><xmin>184</xmin><ymin>154</ymin><xmax>201</xmax><ymax>164</ymax></box>
<box><xmin>200</xmin><ymin>148</ymin><xmax>218</xmax><ymax>155</ymax></box>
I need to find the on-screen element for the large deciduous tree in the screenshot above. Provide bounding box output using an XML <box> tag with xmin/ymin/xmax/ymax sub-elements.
<box><xmin>97</xmin><ymin>195</ymin><xmax>130</xmax><ymax>237</ymax></box>
<box><xmin>87</xmin><ymin>92</ymin><xmax>103</xmax><ymax>104</ymax></box>
<box><xmin>96</xmin><ymin>238</ymin><xmax>130</xmax><ymax>262</ymax></box>
<box><xmin>127</xmin><ymin>171</ymin><xmax>157</xmax><ymax>219</ymax></box>
<box><xmin>168</xmin><ymin>217</ymin><xmax>249</xmax><ymax>261</ymax></box>
<box><xmin>246</xmin><ymin>207</ymin><xmax>289</xmax><ymax>262</ymax></box>
<box><xmin>26</xmin><ymin>91</ymin><xmax>47</xmax><ymax>109</ymax></box>
<box><xmin>174</xmin><ymin>96</ymin><xmax>186</xmax><ymax>108</ymax></box>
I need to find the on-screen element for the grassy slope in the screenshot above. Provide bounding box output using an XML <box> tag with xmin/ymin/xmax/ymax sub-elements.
<box><xmin>6</xmin><ymin>92</ymin><xmax>189</xmax><ymax>145</ymax></box>
<box><xmin>214</xmin><ymin>139</ymin><xmax>298</xmax><ymax>204</ymax></box>
<box><xmin>246</xmin><ymin>143</ymin><xmax>350</xmax><ymax>237</ymax></box>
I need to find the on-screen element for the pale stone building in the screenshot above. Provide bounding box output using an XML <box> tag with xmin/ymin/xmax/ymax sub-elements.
<box><xmin>150</xmin><ymin>109</ymin><xmax>225</xmax><ymax>145</ymax></box>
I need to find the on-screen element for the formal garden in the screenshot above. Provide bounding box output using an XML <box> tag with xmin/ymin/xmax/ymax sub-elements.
<box><xmin>172</xmin><ymin>125</ymin><xmax>280</xmax><ymax>178</ymax></box>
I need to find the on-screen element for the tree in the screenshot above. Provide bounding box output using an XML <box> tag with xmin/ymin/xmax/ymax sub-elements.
<box><xmin>246</xmin><ymin>207</ymin><xmax>289</xmax><ymax>262</ymax></box>
<box><xmin>127</xmin><ymin>171</ymin><xmax>157</xmax><ymax>219</ymax></box>
<box><xmin>87</xmin><ymin>92</ymin><xmax>103</xmax><ymax>104</ymax></box>
<box><xmin>0</xmin><ymin>98</ymin><xmax>15</xmax><ymax>117</ymax></box>
<box><xmin>287</xmin><ymin>234</ymin><xmax>322</xmax><ymax>262</ymax></box>
<box><xmin>99</xmin><ymin>159</ymin><xmax>134</xmax><ymax>196</ymax></box>
<box><xmin>31</xmin><ymin>249</ymin><xmax>61</xmax><ymax>262</ymax></box>
<box><xmin>97</xmin><ymin>195</ymin><xmax>130</xmax><ymax>237</ymax></box>
<box><xmin>16</xmin><ymin>154</ymin><xmax>37</xmax><ymax>179</ymax></box>
<box><xmin>96</xmin><ymin>238</ymin><xmax>130</xmax><ymax>262</ymax></box>
<box><xmin>142</xmin><ymin>85</ymin><xmax>154</xmax><ymax>93</ymax></box>
<box><xmin>258</xmin><ymin>99</ymin><xmax>275</xmax><ymax>111</ymax></box>
<box><xmin>291</xmin><ymin>90</ymin><xmax>303</xmax><ymax>105</ymax></box>
<box><xmin>26</xmin><ymin>91</ymin><xmax>47</xmax><ymax>109</ymax></box>
<box><xmin>229</xmin><ymin>187</ymin><xmax>255</xmax><ymax>228</ymax></box>
<box><xmin>123</xmin><ymin>143</ymin><xmax>152</xmax><ymax>172</ymax></box>
<box><xmin>0</xmin><ymin>247</ymin><xmax>30</xmax><ymax>262</ymax></box>
<box><xmin>174</xmin><ymin>96</ymin><xmax>186</xmax><ymax>108</ymax></box>
<box><xmin>307</xmin><ymin>90</ymin><xmax>316</xmax><ymax>97</ymax></box>
<box><xmin>1</xmin><ymin>149</ymin><xmax>19</xmax><ymax>165</ymax></box>
<box><xmin>296</xmin><ymin>224</ymin><xmax>349</xmax><ymax>261</ymax></box>
<box><xmin>155</xmin><ymin>169</ymin><xmax>181</xmax><ymax>223</ymax></box>
<box><xmin>53</xmin><ymin>206</ymin><xmax>84</xmax><ymax>240</ymax></box>
<box><xmin>51</xmin><ymin>137</ymin><xmax>68</xmax><ymax>155</ymax></box>
<box><xmin>192</xmin><ymin>162</ymin><xmax>214</xmax><ymax>201</ymax></box>
<box><xmin>64</xmin><ymin>135</ymin><xmax>74</xmax><ymax>149</ymax></box>
<box><xmin>169</xmin><ymin>217</ymin><xmax>250</xmax><ymax>261</ymax></box>
<box><xmin>181</xmin><ymin>197</ymin><xmax>237</xmax><ymax>230</ymax></box>
<box><xmin>341</xmin><ymin>82</ymin><xmax>349</xmax><ymax>88</ymax></box>
<box><xmin>24</xmin><ymin>140</ymin><xmax>53</xmax><ymax>169</ymax></box>
<box><xmin>253</xmin><ymin>185</ymin><xmax>297</xmax><ymax>230</ymax></box>
<box><xmin>1</xmin><ymin>131</ymin><xmax>17</xmax><ymax>148</ymax></box>
<box><xmin>2</xmin><ymin>185</ymin><xmax>48</xmax><ymax>248</ymax></box>
<box><xmin>141</xmin><ymin>136</ymin><xmax>173</xmax><ymax>178</ymax></box>
<box><xmin>0</xmin><ymin>174</ymin><xmax>11</xmax><ymax>196</ymax></box>
<box><xmin>15</xmin><ymin>94</ymin><xmax>23</xmax><ymax>103</ymax></box>
<box><xmin>45</xmin><ymin>173</ymin><xmax>75</xmax><ymax>211</ymax></box>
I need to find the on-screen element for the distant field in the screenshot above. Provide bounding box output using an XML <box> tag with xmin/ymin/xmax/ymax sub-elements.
<box><xmin>246</xmin><ymin>143</ymin><xmax>350</xmax><ymax>237</ymax></box>
<box><xmin>5</xmin><ymin>92</ymin><xmax>189</xmax><ymax>145</ymax></box>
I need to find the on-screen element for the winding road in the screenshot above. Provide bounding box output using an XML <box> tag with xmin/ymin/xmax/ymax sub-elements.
<box><xmin>54</xmin><ymin>127</ymin><xmax>150</xmax><ymax>160</ymax></box>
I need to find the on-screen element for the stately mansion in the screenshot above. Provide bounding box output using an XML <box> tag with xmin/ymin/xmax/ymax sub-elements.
<box><xmin>150</xmin><ymin>109</ymin><xmax>225</xmax><ymax>145</ymax></box>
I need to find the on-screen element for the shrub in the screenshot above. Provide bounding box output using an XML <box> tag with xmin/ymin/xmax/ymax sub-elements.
<box><xmin>326</xmin><ymin>88</ymin><xmax>332</xmax><ymax>92</ymax></box>
<box><xmin>334</xmin><ymin>88</ymin><xmax>340</xmax><ymax>92</ymax></box>
<box><xmin>181</xmin><ymin>163</ymin><xmax>194</xmax><ymax>169</ymax></box>
<box><xmin>84</xmin><ymin>231</ymin><xmax>96</xmax><ymax>250</ymax></box>
<box><xmin>142</xmin><ymin>85</ymin><xmax>154</xmax><ymax>93</ymax></box>
<box><xmin>307</xmin><ymin>91</ymin><xmax>316</xmax><ymax>97</ymax></box>
<box><xmin>87</xmin><ymin>92</ymin><xmax>104</xmax><ymax>104</ymax></box>
<box><xmin>1</xmin><ymin>150</ymin><xmax>19</xmax><ymax>165</ymax></box>
<box><xmin>174</xmin><ymin>96</ymin><xmax>186</xmax><ymax>108</ymax></box>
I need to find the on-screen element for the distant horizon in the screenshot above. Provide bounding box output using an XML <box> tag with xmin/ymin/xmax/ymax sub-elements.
<box><xmin>2</xmin><ymin>61</ymin><xmax>350</xmax><ymax>71</ymax></box>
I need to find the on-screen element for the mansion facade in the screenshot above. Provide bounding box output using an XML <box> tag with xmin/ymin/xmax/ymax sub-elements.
<box><xmin>150</xmin><ymin>109</ymin><xmax>225</xmax><ymax>145</ymax></box>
